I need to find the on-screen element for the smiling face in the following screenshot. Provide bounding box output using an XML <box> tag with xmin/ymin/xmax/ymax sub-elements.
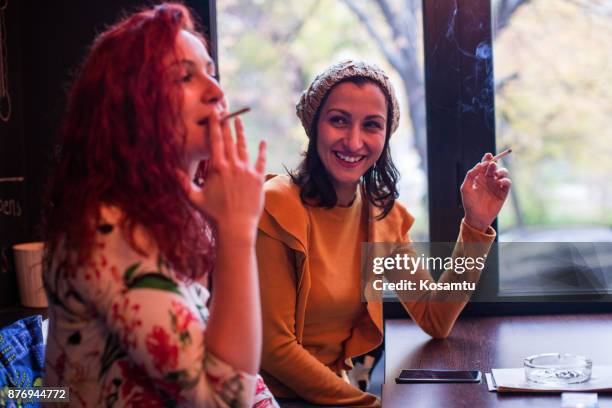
<box><xmin>315</xmin><ymin>80</ymin><xmax>388</xmax><ymax>203</ymax></box>
<box><xmin>169</xmin><ymin>30</ymin><xmax>226</xmax><ymax>168</ymax></box>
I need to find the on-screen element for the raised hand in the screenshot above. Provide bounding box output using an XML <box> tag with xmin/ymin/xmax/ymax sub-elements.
<box><xmin>460</xmin><ymin>153</ymin><xmax>512</xmax><ymax>231</ymax></box>
<box><xmin>179</xmin><ymin>113</ymin><xmax>266</xmax><ymax>242</ymax></box>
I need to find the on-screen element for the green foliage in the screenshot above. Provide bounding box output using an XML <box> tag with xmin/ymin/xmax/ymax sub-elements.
<box><xmin>218</xmin><ymin>0</ymin><xmax>430</xmax><ymax>238</ymax></box>
<box><xmin>219</xmin><ymin>0</ymin><xmax>612</xmax><ymax>235</ymax></box>
<box><xmin>495</xmin><ymin>0</ymin><xmax>612</xmax><ymax>229</ymax></box>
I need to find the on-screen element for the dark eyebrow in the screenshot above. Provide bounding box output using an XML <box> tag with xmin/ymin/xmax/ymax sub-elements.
<box><xmin>326</xmin><ymin>108</ymin><xmax>351</xmax><ymax>116</ymax></box>
<box><xmin>326</xmin><ymin>108</ymin><xmax>385</xmax><ymax>121</ymax></box>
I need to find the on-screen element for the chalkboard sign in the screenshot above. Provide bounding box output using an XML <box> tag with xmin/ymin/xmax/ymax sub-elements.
<box><xmin>0</xmin><ymin>0</ymin><xmax>26</xmax><ymax>307</ymax></box>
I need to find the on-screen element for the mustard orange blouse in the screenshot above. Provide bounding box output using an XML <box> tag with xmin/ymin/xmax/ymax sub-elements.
<box><xmin>256</xmin><ymin>175</ymin><xmax>495</xmax><ymax>406</ymax></box>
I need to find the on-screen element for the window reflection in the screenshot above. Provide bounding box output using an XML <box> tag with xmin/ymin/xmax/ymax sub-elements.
<box><xmin>493</xmin><ymin>0</ymin><xmax>612</xmax><ymax>295</ymax></box>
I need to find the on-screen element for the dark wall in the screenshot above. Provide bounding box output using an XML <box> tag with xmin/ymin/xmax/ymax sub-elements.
<box><xmin>0</xmin><ymin>0</ymin><xmax>214</xmax><ymax>307</ymax></box>
<box><xmin>0</xmin><ymin>0</ymin><xmax>26</xmax><ymax>306</ymax></box>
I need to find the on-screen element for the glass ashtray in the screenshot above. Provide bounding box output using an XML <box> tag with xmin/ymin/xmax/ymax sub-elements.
<box><xmin>524</xmin><ymin>353</ymin><xmax>592</xmax><ymax>385</ymax></box>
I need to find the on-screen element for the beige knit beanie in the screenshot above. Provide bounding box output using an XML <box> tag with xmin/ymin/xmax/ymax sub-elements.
<box><xmin>296</xmin><ymin>60</ymin><xmax>400</xmax><ymax>138</ymax></box>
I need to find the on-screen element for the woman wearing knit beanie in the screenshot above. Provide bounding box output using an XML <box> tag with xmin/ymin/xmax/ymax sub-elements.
<box><xmin>256</xmin><ymin>60</ymin><xmax>511</xmax><ymax>406</ymax></box>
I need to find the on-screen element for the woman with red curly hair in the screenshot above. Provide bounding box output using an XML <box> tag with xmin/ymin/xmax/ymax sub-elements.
<box><xmin>43</xmin><ymin>3</ymin><xmax>278</xmax><ymax>407</ymax></box>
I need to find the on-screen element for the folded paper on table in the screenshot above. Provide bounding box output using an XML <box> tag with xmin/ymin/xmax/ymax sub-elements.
<box><xmin>490</xmin><ymin>366</ymin><xmax>612</xmax><ymax>393</ymax></box>
<box><xmin>485</xmin><ymin>373</ymin><xmax>497</xmax><ymax>392</ymax></box>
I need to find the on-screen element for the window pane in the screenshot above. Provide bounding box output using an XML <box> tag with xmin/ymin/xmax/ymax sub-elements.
<box><xmin>218</xmin><ymin>0</ymin><xmax>428</xmax><ymax>240</ymax></box>
<box><xmin>493</xmin><ymin>0</ymin><xmax>612</xmax><ymax>295</ymax></box>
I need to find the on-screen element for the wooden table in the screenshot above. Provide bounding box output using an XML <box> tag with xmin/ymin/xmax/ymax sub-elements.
<box><xmin>383</xmin><ymin>314</ymin><xmax>612</xmax><ymax>407</ymax></box>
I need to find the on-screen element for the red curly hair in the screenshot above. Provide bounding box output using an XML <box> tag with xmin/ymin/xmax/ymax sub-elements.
<box><xmin>44</xmin><ymin>3</ymin><xmax>215</xmax><ymax>280</ymax></box>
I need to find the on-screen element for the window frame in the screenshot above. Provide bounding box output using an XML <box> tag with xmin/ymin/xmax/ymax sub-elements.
<box><xmin>206</xmin><ymin>0</ymin><xmax>612</xmax><ymax>317</ymax></box>
<box><xmin>415</xmin><ymin>0</ymin><xmax>612</xmax><ymax>316</ymax></box>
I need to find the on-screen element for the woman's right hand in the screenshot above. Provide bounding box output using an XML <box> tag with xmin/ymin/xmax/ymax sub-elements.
<box><xmin>180</xmin><ymin>113</ymin><xmax>266</xmax><ymax>243</ymax></box>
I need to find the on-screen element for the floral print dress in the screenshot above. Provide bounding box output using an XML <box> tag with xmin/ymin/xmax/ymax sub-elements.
<box><xmin>44</xmin><ymin>206</ymin><xmax>278</xmax><ymax>407</ymax></box>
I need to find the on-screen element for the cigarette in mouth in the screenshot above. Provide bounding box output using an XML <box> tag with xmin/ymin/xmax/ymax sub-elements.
<box><xmin>220</xmin><ymin>107</ymin><xmax>251</xmax><ymax>122</ymax></box>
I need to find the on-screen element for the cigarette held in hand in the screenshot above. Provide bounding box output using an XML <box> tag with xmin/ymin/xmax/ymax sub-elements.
<box><xmin>220</xmin><ymin>107</ymin><xmax>251</xmax><ymax>123</ymax></box>
<box><xmin>491</xmin><ymin>148</ymin><xmax>512</xmax><ymax>162</ymax></box>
